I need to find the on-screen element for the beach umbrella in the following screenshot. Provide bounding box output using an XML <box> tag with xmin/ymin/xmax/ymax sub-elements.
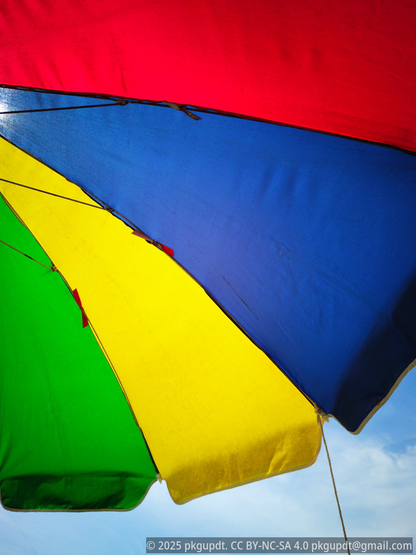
<box><xmin>0</xmin><ymin>0</ymin><xmax>415</xmax><ymax>512</ymax></box>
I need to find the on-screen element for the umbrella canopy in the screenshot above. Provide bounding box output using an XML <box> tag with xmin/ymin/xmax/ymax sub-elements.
<box><xmin>0</xmin><ymin>139</ymin><xmax>321</xmax><ymax>510</ymax></box>
<box><xmin>0</xmin><ymin>0</ymin><xmax>415</xmax><ymax>511</ymax></box>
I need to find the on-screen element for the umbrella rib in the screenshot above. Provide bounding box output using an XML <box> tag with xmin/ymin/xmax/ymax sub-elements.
<box><xmin>0</xmin><ymin>100</ymin><xmax>129</xmax><ymax>115</ymax></box>
<box><xmin>0</xmin><ymin>238</ymin><xmax>53</xmax><ymax>270</ymax></box>
<box><xmin>0</xmin><ymin>177</ymin><xmax>107</xmax><ymax>209</ymax></box>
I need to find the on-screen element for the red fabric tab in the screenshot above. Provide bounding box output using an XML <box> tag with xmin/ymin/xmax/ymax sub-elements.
<box><xmin>72</xmin><ymin>289</ymin><xmax>89</xmax><ymax>328</ymax></box>
<box><xmin>159</xmin><ymin>243</ymin><xmax>174</xmax><ymax>257</ymax></box>
<box><xmin>133</xmin><ymin>230</ymin><xmax>174</xmax><ymax>256</ymax></box>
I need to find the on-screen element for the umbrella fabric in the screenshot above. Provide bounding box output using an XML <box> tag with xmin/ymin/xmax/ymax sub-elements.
<box><xmin>1</xmin><ymin>90</ymin><xmax>416</xmax><ymax>433</ymax></box>
<box><xmin>0</xmin><ymin>137</ymin><xmax>321</xmax><ymax>509</ymax></box>
<box><xmin>0</xmin><ymin>0</ymin><xmax>415</xmax><ymax>511</ymax></box>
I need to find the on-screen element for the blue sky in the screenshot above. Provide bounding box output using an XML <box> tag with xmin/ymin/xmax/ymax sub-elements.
<box><xmin>1</xmin><ymin>368</ymin><xmax>415</xmax><ymax>555</ymax></box>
